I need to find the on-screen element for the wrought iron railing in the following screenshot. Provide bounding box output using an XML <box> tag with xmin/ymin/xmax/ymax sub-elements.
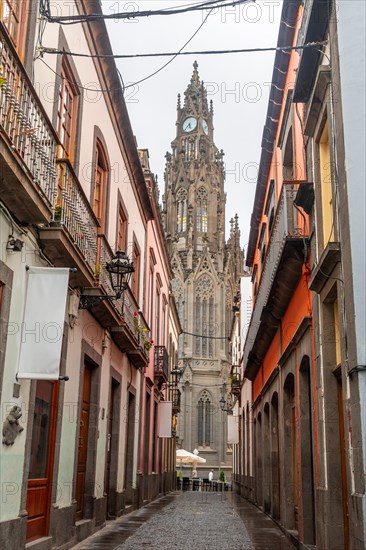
<box><xmin>0</xmin><ymin>24</ymin><xmax>58</xmax><ymax>205</ymax></box>
<box><xmin>54</xmin><ymin>160</ymin><xmax>98</xmax><ymax>273</ymax></box>
<box><xmin>171</xmin><ymin>387</ymin><xmax>181</xmax><ymax>413</ymax></box>
<box><xmin>243</xmin><ymin>182</ymin><xmax>307</xmax><ymax>365</ymax></box>
<box><xmin>154</xmin><ymin>346</ymin><xmax>169</xmax><ymax>382</ymax></box>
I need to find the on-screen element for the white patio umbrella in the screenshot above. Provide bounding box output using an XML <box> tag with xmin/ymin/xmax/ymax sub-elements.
<box><xmin>176</xmin><ymin>449</ymin><xmax>206</xmax><ymax>489</ymax></box>
<box><xmin>176</xmin><ymin>449</ymin><xmax>206</xmax><ymax>464</ymax></box>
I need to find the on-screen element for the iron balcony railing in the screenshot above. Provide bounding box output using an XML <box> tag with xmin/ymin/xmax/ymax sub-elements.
<box><xmin>54</xmin><ymin>160</ymin><xmax>98</xmax><ymax>273</ymax></box>
<box><xmin>0</xmin><ymin>24</ymin><xmax>57</xmax><ymax>205</ymax></box>
<box><xmin>154</xmin><ymin>346</ymin><xmax>169</xmax><ymax>383</ymax></box>
<box><xmin>98</xmin><ymin>235</ymin><xmax>149</xmax><ymax>349</ymax></box>
<box><xmin>243</xmin><ymin>182</ymin><xmax>308</xmax><ymax>366</ymax></box>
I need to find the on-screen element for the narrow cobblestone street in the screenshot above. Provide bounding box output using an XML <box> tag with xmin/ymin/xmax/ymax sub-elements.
<box><xmin>72</xmin><ymin>492</ymin><xmax>296</xmax><ymax>550</ymax></box>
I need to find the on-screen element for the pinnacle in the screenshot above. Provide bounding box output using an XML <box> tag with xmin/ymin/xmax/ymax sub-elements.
<box><xmin>191</xmin><ymin>60</ymin><xmax>200</xmax><ymax>83</ymax></box>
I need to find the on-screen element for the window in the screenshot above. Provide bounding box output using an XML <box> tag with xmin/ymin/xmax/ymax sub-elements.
<box><xmin>319</xmin><ymin>120</ymin><xmax>334</xmax><ymax>247</ymax></box>
<box><xmin>283</xmin><ymin>128</ymin><xmax>294</xmax><ymax>181</ymax></box>
<box><xmin>0</xmin><ymin>0</ymin><xmax>29</xmax><ymax>57</ymax></box>
<box><xmin>92</xmin><ymin>141</ymin><xmax>109</xmax><ymax>232</ymax></box>
<box><xmin>57</xmin><ymin>57</ymin><xmax>80</xmax><ymax>162</ymax></box>
<box><xmin>155</xmin><ymin>280</ymin><xmax>161</xmax><ymax>346</ymax></box>
<box><xmin>198</xmin><ymin>390</ymin><xmax>212</xmax><ymax>447</ymax></box>
<box><xmin>148</xmin><ymin>267</ymin><xmax>154</xmax><ymax>331</ymax></box>
<box><xmin>194</xmin><ymin>275</ymin><xmax>214</xmax><ymax>358</ymax></box>
<box><xmin>196</xmin><ymin>187</ymin><xmax>208</xmax><ymax>233</ymax></box>
<box><xmin>117</xmin><ymin>204</ymin><xmax>127</xmax><ymax>252</ymax></box>
<box><xmin>131</xmin><ymin>241</ymin><xmax>140</xmax><ymax>300</ymax></box>
<box><xmin>161</xmin><ymin>296</ymin><xmax>167</xmax><ymax>348</ymax></box>
<box><xmin>264</xmin><ymin>180</ymin><xmax>275</xmax><ymax>232</ymax></box>
<box><xmin>176</xmin><ymin>188</ymin><xmax>187</xmax><ymax>233</ymax></box>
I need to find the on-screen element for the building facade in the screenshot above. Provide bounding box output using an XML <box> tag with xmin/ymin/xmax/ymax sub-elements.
<box><xmin>234</xmin><ymin>1</ymin><xmax>366</xmax><ymax>549</ymax></box>
<box><xmin>162</xmin><ymin>64</ymin><xmax>244</xmax><ymax>478</ymax></box>
<box><xmin>0</xmin><ymin>2</ymin><xmax>179</xmax><ymax>548</ymax></box>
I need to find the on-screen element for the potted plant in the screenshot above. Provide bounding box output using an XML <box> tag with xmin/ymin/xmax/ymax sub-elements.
<box><xmin>53</xmin><ymin>205</ymin><xmax>63</xmax><ymax>222</ymax></box>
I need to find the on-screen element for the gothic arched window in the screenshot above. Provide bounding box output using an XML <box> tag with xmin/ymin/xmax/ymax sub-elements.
<box><xmin>198</xmin><ymin>390</ymin><xmax>212</xmax><ymax>447</ymax></box>
<box><xmin>196</xmin><ymin>187</ymin><xmax>208</xmax><ymax>233</ymax></box>
<box><xmin>176</xmin><ymin>188</ymin><xmax>187</xmax><ymax>233</ymax></box>
<box><xmin>195</xmin><ymin>275</ymin><xmax>214</xmax><ymax>358</ymax></box>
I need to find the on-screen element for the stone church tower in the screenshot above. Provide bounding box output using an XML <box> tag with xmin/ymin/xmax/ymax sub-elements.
<box><xmin>162</xmin><ymin>62</ymin><xmax>244</xmax><ymax>475</ymax></box>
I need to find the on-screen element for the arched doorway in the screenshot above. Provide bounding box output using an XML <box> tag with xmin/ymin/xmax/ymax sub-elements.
<box><xmin>263</xmin><ymin>403</ymin><xmax>271</xmax><ymax>512</ymax></box>
<box><xmin>271</xmin><ymin>392</ymin><xmax>280</xmax><ymax>520</ymax></box>
<box><xmin>299</xmin><ymin>356</ymin><xmax>316</xmax><ymax>545</ymax></box>
<box><xmin>283</xmin><ymin>373</ymin><xmax>298</xmax><ymax>530</ymax></box>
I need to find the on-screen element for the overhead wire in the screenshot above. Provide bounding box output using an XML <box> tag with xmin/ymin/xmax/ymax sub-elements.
<box><xmin>40</xmin><ymin>0</ymin><xmax>253</xmax><ymax>24</ymax></box>
<box><xmin>39</xmin><ymin>41</ymin><xmax>328</xmax><ymax>61</ymax></box>
<box><xmin>37</xmin><ymin>40</ymin><xmax>327</xmax><ymax>94</ymax></box>
<box><xmin>37</xmin><ymin>6</ymin><xmax>214</xmax><ymax>93</ymax></box>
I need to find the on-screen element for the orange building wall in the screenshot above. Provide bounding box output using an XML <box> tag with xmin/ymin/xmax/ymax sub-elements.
<box><xmin>263</xmin><ymin>330</ymin><xmax>280</xmax><ymax>384</ymax></box>
<box><xmin>281</xmin><ymin>274</ymin><xmax>312</xmax><ymax>351</ymax></box>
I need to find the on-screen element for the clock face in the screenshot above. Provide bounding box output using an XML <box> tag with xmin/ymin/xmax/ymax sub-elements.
<box><xmin>202</xmin><ymin>120</ymin><xmax>209</xmax><ymax>135</ymax></box>
<box><xmin>182</xmin><ymin>117</ymin><xmax>197</xmax><ymax>133</ymax></box>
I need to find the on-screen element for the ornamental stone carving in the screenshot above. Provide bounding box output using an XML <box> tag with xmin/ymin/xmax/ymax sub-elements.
<box><xmin>196</xmin><ymin>274</ymin><xmax>214</xmax><ymax>300</ymax></box>
<box><xmin>2</xmin><ymin>405</ymin><xmax>24</xmax><ymax>446</ymax></box>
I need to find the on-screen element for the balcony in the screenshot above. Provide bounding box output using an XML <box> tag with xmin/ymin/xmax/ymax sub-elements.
<box><xmin>154</xmin><ymin>346</ymin><xmax>169</xmax><ymax>387</ymax></box>
<box><xmin>244</xmin><ymin>182</ymin><xmax>309</xmax><ymax>381</ymax></box>
<box><xmin>171</xmin><ymin>387</ymin><xmax>181</xmax><ymax>414</ymax></box>
<box><xmin>39</xmin><ymin>160</ymin><xmax>98</xmax><ymax>287</ymax></box>
<box><xmin>0</xmin><ymin>24</ymin><xmax>58</xmax><ymax>223</ymax></box>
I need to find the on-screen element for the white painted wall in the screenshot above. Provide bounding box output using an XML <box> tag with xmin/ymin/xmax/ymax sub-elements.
<box><xmin>0</xmin><ymin>211</ymin><xmax>59</xmax><ymax>519</ymax></box>
<box><xmin>336</xmin><ymin>0</ymin><xmax>366</xmax><ymax>537</ymax></box>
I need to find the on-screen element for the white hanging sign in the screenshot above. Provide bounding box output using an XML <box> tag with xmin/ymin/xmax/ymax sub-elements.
<box><xmin>17</xmin><ymin>267</ymin><xmax>70</xmax><ymax>380</ymax></box>
<box><xmin>158</xmin><ymin>401</ymin><xmax>173</xmax><ymax>438</ymax></box>
<box><xmin>227</xmin><ymin>413</ymin><xmax>239</xmax><ymax>444</ymax></box>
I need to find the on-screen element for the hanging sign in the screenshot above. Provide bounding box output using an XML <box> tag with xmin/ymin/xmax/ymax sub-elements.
<box><xmin>158</xmin><ymin>401</ymin><xmax>173</xmax><ymax>438</ymax></box>
<box><xmin>17</xmin><ymin>267</ymin><xmax>69</xmax><ymax>380</ymax></box>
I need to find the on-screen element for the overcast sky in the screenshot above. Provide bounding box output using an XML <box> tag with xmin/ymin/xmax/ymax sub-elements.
<box><xmin>103</xmin><ymin>0</ymin><xmax>283</xmax><ymax>250</ymax></box>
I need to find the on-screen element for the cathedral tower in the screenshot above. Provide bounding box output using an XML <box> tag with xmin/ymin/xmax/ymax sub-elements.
<box><xmin>163</xmin><ymin>63</ymin><xmax>244</xmax><ymax>474</ymax></box>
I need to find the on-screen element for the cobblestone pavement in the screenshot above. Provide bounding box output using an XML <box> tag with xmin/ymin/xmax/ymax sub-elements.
<box><xmin>72</xmin><ymin>492</ymin><xmax>296</xmax><ymax>550</ymax></box>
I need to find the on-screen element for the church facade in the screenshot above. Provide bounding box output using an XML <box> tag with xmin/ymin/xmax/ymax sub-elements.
<box><xmin>162</xmin><ymin>63</ymin><xmax>244</xmax><ymax>477</ymax></box>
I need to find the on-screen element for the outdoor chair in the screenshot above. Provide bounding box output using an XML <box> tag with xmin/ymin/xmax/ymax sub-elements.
<box><xmin>202</xmin><ymin>478</ymin><xmax>210</xmax><ymax>491</ymax></box>
<box><xmin>182</xmin><ymin>477</ymin><xmax>190</xmax><ymax>491</ymax></box>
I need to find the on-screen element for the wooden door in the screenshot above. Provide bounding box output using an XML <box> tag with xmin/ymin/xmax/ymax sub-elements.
<box><xmin>26</xmin><ymin>381</ymin><xmax>59</xmax><ymax>542</ymax></box>
<box><xmin>106</xmin><ymin>378</ymin><xmax>119</xmax><ymax>516</ymax></box>
<box><xmin>75</xmin><ymin>366</ymin><xmax>91</xmax><ymax>521</ymax></box>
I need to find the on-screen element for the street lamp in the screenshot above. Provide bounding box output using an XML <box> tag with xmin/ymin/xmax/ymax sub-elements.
<box><xmin>79</xmin><ymin>251</ymin><xmax>134</xmax><ymax>309</ymax></box>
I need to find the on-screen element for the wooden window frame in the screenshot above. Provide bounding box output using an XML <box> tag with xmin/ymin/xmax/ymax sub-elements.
<box><xmin>57</xmin><ymin>56</ymin><xmax>80</xmax><ymax>162</ymax></box>
<box><xmin>0</xmin><ymin>0</ymin><xmax>30</xmax><ymax>59</ymax></box>
<box><xmin>116</xmin><ymin>198</ymin><xmax>128</xmax><ymax>253</ymax></box>
<box><xmin>131</xmin><ymin>239</ymin><xmax>140</xmax><ymax>301</ymax></box>
<box><xmin>92</xmin><ymin>141</ymin><xmax>109</xmax><ymax>233</ymax></box>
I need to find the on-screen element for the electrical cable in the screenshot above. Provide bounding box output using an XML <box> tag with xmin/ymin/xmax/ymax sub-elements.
<box><xmin>182</xmin><ymin>330</ymin><xmax>230</xmax><ymax>340</ymax></box>
<box><xmin>40</xmin><ymin>0</ymin><xmax>253</xmax><ymax>24</ymax></box>
<box><xmin>39</xmin><ymin>41</ymin><xmax>328</xmax><ymax>60</ymax></box>
<box><xmin>37</xmin><ymin>8</ymin><xmax>214</xmax><ymax>93</ymax></box>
